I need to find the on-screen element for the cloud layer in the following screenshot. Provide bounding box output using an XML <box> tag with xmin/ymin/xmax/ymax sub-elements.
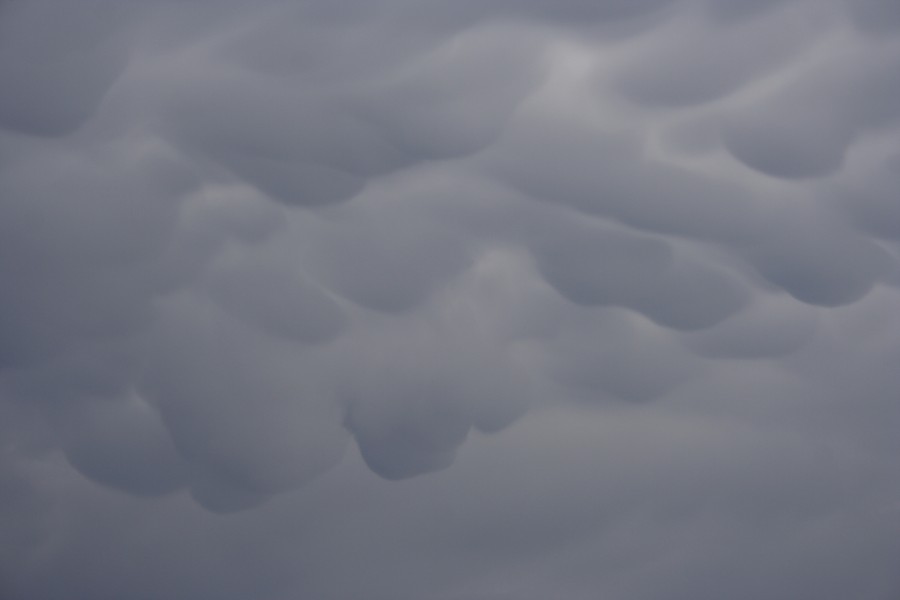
<box><xmin>2</xmin><ymin>0</ymin><xmax>900</xmax><ymax>598</ymax></box>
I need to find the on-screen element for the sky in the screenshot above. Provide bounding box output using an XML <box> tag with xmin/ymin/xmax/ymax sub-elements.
<box><xmin>1</xmin><ymin>0</ymin><xmax>900</xmax><ymax>598</ymax></box>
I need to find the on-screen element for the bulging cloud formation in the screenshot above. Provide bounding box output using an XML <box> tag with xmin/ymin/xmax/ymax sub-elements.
<box><xmin>2</xmin><ymin>0</ymin><xmax>900</xmax><ymax>597</ymax></box>
<box><xmin>0</xmin><ymin>0</ymin><xmax>897</xmax><ymax>504</ymax></box>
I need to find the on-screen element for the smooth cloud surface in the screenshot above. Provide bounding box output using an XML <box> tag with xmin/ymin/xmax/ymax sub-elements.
<box><xmin>2</xmin><ymin>0</ymin><xmax>900</xmax><ymax>598</ymax></box>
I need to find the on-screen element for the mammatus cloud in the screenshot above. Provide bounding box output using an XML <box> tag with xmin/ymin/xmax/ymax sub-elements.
<box><xmin>1</xmin><ymin>0</ymin><xmax>899</xmax><ymax>598</ymax></box>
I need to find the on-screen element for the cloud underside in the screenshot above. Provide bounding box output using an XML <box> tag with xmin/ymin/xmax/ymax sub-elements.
<box><xmin>2</xmin><ymin>0</ymin><xmax>900</xmax><ymax>598</ymax></box>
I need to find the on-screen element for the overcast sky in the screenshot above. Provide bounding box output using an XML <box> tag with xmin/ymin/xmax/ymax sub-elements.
<box><xmin>2</xmin><ymin>0</ymin><xmax>900</xmax><ymax>598</ymax></box>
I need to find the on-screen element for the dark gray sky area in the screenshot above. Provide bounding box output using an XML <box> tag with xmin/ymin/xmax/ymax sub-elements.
<box><xmin>2</xmin><ymin>0</ymin><xmax>900</xmax><ymax>598</ymax></box>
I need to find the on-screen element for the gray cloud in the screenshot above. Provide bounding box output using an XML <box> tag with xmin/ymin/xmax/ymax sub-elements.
<box><xmin>2</xmin><ymin>0</ymin><xmax>900</xmax><ymax>598</ymax></box>
<box><xmin>721</xmin><ymin>42</ymin><xmax>900</xmax><ymax>179</ymax></box>
<box><xmin>0</xmin><ymin>0</ymin><xmax>133</xmax><ymax>136</ymax></box>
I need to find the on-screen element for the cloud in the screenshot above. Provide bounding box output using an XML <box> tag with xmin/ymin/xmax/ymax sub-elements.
<box><xmin>2</xmin><ymin>0</ymin><xmax>900</xmax><ymax>598</ymax></box>
<box><xmin>0</xmin><ymin>0</ymin><xmax>133</xmax><ymax>136</ymax></box>
<box><xmin>721</xmin><ymin>38</ymin><xmax>900</xmax><ymax>179</ymax></box>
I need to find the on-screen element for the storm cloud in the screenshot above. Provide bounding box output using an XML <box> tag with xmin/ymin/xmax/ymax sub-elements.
<box><xmin>1</xmin><ymin>0</ymin><xmax>899</xmax><ymax>598</ymax></box>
